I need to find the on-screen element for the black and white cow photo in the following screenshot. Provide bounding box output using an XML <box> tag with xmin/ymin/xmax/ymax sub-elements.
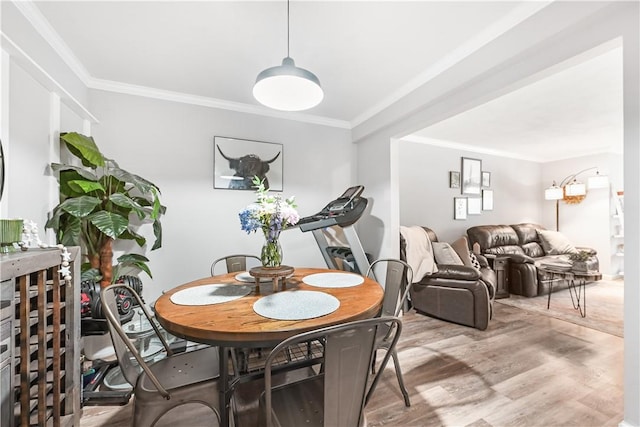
<box><xmin>213</xmin><ymin>136</ymin><xmax>283</xmax><ymax>191</ymax></box>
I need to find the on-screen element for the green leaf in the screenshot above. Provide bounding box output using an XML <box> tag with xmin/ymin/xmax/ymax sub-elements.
<box><xmin>51</xmin><ymin>163</ymin><xmax>98</xmax><ymax>181</ymax></box>
<box><xmin>81</xmin><ymin>268</ymin><xmax>102</xmax><ymax>283</ymax></box>
<box><xmin>60</xmin><ymin>132</ymin><xmax>105</xmax><ymax>168</ymax></box>
<box><xmin>87</xmin><ymin>211</ymin><xmax>129</xmax><ymax>239</ymax></box>
<box><xmin>151</xmin><ymin>220</ymin><xmax>162</xmax><ymax>250</ymax></box>
<box><xmin>109</xmin><ymin>193</ymin><xmax>145</xmax><ymax>219</ymax></box>
<box><xmin>59</xmin><ymin>215</ymin><xmax>82</xmax><ymax>247</ymax></box>
<box><xmin>116</xmin><ymin>253</ymin><xmax>152</xmax><ymax>279</ymax></box>
<box><xmin>59</xmin><ymin>196</ymin><xmax>101</xmax><ymax>218</ymax></box>
<box><xmin>68</xmin><ymin>180</ymin><xmax>105</xmax><ymax>194</ymax></box>
<box><xmin>119</xmin><ymin>229</ymin><xmax>146</xmax><ymax>247</ymax></box>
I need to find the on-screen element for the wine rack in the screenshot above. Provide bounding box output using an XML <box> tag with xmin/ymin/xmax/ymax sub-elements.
<box><xmin>0</xmin><ymin>248</ymin><xmax>81</xmax><ymax>426</ymax></box>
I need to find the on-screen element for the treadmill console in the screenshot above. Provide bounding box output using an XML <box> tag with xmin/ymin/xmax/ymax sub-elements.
<box><xmin>298</xmin><ymin>185</ymin><xmax>367</xmax><ymax>232</ymax></box>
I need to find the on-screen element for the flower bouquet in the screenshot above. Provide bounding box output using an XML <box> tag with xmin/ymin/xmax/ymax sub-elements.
<box><xmin>239</xmin><ymin>177</ymin><xmax>299</xmax><ymax>268</ymax></box>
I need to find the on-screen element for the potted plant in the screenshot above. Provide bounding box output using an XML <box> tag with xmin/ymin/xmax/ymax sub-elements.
<box><xmin>46</xmin><ymin>132</ymin><xmax>165</xmax><ymax>288</ymax></box>
<box><xmin>569</xmin><ymin>250</ymin><xmax>590</xmax><ymax>272</ymax></box>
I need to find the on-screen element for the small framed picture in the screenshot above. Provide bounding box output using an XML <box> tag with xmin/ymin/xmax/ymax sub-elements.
<box><xmin>482</xmin><ymin>171</ymin><xmax>491</xmax><ymax>188</ymax></box>
<box><xmin>468</xmin><ymin>198</ymin><xmax>482</xmax><ymax>215</ymax></box>
<box><xmin>454</xmin><ymin>197</ymin><xmax>467</xmax><ymax>220</ymax></box>
<box><xmin>483</xmin><ymin>189</ymin><xmax>494</xmax><ymax>211</ymax></box>
<box><xmin>461</xmin><ymin>157</ymin><xmax>482</xmax><ymax>195</ymax></box>
<box><xmin>449</xmin><ymin>171</ymin><xmax>460</xmax><ymax>188</ymax></box>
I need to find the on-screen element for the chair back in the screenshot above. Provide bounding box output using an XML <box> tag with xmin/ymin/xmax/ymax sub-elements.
<box><xmin>211</xmin><ymin>254</ymin><xmax>260</xmax><ymax>275</ymax></box>
<box><xmin>264</xmin><ymin>316</ymin><xmax>402</xmax><ymax>427</ymax></box>
<box><xmin>101</xmin><ymin>284</ymin><xmax>173</xmax><ymax>396</ymax></box>
<box><xmin>366</xmin><ymin>259</ymin><xmax>413</xmax><ymax>318</ymax></box>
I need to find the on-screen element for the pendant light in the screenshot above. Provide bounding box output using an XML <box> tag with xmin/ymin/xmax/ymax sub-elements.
<box><xmin>253</xmin><ymin>0</ymin><xmax>323</xmax><ymax>111</ymax></box>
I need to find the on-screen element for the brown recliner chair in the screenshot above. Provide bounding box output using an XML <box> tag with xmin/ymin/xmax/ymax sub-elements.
<box><xmin>400</xmin><ymin>227</ymin><xmax>496</xmax><ymax>331</ymax></box>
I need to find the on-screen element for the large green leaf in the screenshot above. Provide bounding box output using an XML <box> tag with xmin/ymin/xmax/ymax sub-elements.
<box><xmin>109</xmin><ymin>193</ymin><xmax>145</xmax><ymax>219</ymax></box>
<box><xmin>51</xmin><ymin>163</ymin><xmax>98</xmax><ymax>181</ymax></box>
<box><xmin>117</xmin><ymin>253</ymin><xmax>150</xmax><ymax>263</ymax></box>
<box><xmin>109</xmin><ymin>166</ymin><xmax>157</xmax><ymax>195</ymax></box>
<box><xmin>60</xmin><ymin>132</ymin><xmax>105</xmax><ymax>168</ymax></box>
<box><xmin>68</xmin><ymin>180</ymin><xmax>105</xmax><ymax>195</ymax></box>
<box><xmin>119</xmin><ymin>229</ymin><xmax>146</xmax><ymax>247</ymax></box>
<box><xmin>87</xmin><ymin>211</ymin><xmax>129</xmax><ymax>239</ymax></box>
<box><xmin>59</xmin><ymin>196</ymin><xmax>101</xmax><ymax>218</ymax></box>
<box><xmin>116</xmin><ymin>253</ymin><xmax>152</xmax><ymax>279</ymax></box>
<box><xmin>59</xmin><ymin>215</ymin><xmax>82</xmax><ymax>247</ymax></box>
<box><xmin>151</xmin><ymin>219</ymin><xmax>162</xmax><ymax>250</ymax></box>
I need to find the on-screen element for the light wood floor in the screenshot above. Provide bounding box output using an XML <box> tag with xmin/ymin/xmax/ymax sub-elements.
<box><xmin>80</xmin><ymin>302</ymin><xmax>623</xmax><ymax>427</ymax></box>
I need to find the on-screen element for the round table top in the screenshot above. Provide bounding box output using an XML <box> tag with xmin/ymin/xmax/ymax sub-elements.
<box><xmin>154</xmin><ymin>268</ymin><xmax>384</xmax><ymax>347</ymax></box>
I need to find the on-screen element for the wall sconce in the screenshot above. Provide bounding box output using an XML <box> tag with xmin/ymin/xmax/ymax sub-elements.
<box><xmin>544</xmin><ymin>167</ymin><xmax>609</xmax><ymax>231</ymax></box>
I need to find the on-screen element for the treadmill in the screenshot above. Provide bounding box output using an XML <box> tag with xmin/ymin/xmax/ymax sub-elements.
<box><xmin>297</xmin><ymin>185</ymin><xmax>371</xmax><ymax>274</ymax></box>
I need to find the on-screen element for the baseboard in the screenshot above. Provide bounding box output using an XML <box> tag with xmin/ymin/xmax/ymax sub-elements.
<box><xmin>618</xmin><ymin>420</ymin><xmax>638</xmax><ymax>427</ymax></box>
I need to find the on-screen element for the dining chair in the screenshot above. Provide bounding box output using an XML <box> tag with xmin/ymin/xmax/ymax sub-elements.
<box><xmin>211</xmin><ymin>254</ymin><xmax>260</xmax><ymax>276</ymax></box>
<box><xmin>258</xmin><ymin>316</ymin><xmax>403</xmax><ymax>427</ymax></box>
<box><xmin>365</xmin><ymin>258</ymin><xmax>413</xmax><ymax>407</ymax></box>
<box><xmin>101</xmin><ymin>284</ymin><xmax>221</xmax><ymax>427</ymax></box>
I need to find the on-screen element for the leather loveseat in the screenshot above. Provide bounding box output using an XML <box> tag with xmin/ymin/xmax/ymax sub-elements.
<box><xmin>466</xmin><ymin>223</ymin><xmax>600</xmax><ymax>297</ymax></box>
<box><xmin>400</xmin><ymin>226</ymin><xmax>496</xmax><ymax>330</ymax></box>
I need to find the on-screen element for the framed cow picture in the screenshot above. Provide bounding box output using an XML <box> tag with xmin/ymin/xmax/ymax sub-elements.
<box><xmin>214</xmin><ymin>136</ymin><xmax>283</xmax><ymax>191</ymax></box>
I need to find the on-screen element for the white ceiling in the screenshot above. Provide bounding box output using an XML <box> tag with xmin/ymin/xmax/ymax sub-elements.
<box><xmin>29</xmin><ymin>1</ymin><xmax>622</xmax><ymax>162</ymax></box>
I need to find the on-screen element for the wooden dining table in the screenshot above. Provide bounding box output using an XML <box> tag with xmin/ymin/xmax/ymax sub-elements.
<box><xmin>154</xmin><ymin>267</ymin><xmax>384</xmax><ymax>427</ymax></box>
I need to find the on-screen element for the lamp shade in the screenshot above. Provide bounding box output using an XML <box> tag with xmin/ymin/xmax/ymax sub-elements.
<box><xmin>588</xmin><ymin>173</ymin><xmax>609</xmax><ymax>189</ymax></box>
<box><xmin>545</xmin><ymin>184</ymin><xmax>563</xmax><ymax>200</ymax></box>
<box><xmin>565</xmin><ymin>181</ymin><xmax>586</xmax><ymax>196</ymax></box>
<box><xmin>253</xmin><ymin>57</ymin><xmax>324</xmax><ymax>111</ymax></box>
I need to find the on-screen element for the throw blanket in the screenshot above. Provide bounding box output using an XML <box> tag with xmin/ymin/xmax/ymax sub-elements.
<box><xmin>400</xmin><ymin>226</ymin><xmax>438</xmax><ymax>282</ymax></box>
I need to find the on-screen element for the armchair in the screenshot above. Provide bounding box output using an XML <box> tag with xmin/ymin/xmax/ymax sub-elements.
<box><xmin>400</xmin><ymin>226</ymin><xmax>496</xmax><ymax>330</ymax></box>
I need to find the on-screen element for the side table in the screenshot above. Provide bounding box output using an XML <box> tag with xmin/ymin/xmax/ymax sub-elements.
<box><xmin>485</xmin><ymin>254</ymin><xmax>509</xmax><ymax>299</ymax></box>
<box><xmin>249</xmin><ymin>265</ymin><xmax>294</xmax><ymax>292</ymax></box>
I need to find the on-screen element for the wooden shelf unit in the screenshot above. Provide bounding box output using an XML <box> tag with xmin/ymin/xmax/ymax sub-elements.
<box><xmin>1</xmin><ymin>248</ymin><xmax>81</xmax><ymax>427</ymax></box>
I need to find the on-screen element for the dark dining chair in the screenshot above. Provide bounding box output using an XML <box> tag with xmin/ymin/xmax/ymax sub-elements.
<box><xmin>258</xmin><ymin>316</ymin><xmax>403</xmax><ymax>427</ymax></box>
<box><xmin>365</xmin><ymin>258</ymin><xmax>413</xmax><ymax>407</ymax></box>
<box><xmin>101</xmin><ymin>284</ymin><xmax>221</xmax><ymax>427</ymax></box>
<box><xmin>211</xmin><ymin>254</ymin><xmax>260</xmax><ymax>276</ymax></box>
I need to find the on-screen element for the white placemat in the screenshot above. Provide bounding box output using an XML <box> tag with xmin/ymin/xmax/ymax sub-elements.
<box><xmin>170</xmin><ymin>284</ymin><xmax>252</xmax><ymax>306</ymax></box>
<box><xmin>253</xmin><ymin>290</ymin><xmax>340</xmax><ymax>320</ymax></box>
<box><xmin>235</xmin><ymin>271</ymin><xmax>271</xmax><ymax>283</ymax></box>
<box><xmin>302</xmin><ymin>272</ymin><xmax>364</xmax><ymax>288</ymax></box>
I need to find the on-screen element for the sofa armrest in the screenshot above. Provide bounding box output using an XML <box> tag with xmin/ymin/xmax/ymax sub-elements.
<box><xmin>503</xmin><ymin>253</ymin><xmax>535</xmax><ymax>264</ymax></box>
<box><xmin>430</xmin><ymin>264</ymin><xmax>481</xmax><ymax>281</ymax></box>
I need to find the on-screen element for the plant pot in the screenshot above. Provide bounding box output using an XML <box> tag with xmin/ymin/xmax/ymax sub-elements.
<box><xmin>0</xmin><ymin>219</ymin><xmax>23</xmax><ymax>253</ymax></box>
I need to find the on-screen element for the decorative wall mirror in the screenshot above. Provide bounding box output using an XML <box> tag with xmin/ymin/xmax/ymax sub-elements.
<box><xmin>0</xmin><ymin>140</ymin><xmax>4</xmax><ymax>201</ymax></box>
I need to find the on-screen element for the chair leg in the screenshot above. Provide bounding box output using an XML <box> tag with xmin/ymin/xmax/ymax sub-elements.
<box><xmin>391</xmin><ymin>349</ymin><xmax>411</xmax><ymax>407</ymax></box>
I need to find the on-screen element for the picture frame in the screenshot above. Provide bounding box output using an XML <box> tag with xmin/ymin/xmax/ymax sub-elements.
<box><xmin>449</xmin><ymin>171</ymin><xmax>460</xmax><ymax>188</ymax></box>
<box><xmin>214</xmin><ymin>136</ymin><xmax>283</xmax><ymax>191</ymax></box>
<box><xmin>461</xmin><ymin>157</ymin><xmax>482</xmax><ymax>195</ymax></box>
<box><xmin>468</xmin><ymin>197</ymin><xmax>482</xmax><ymax>215</ymax></box>
<box><xmin>482</xmin><ymin>171</ymin><xmax>491</xmax><ymax>188</ymax></box>
<box><xmin>454</xmin><ymin>197</ymin><xmax>467</xmax><ymax>220</ymax></box>
<box><xmin>483</xmin><ymin>189</ymin><xmax>494</xmax><ymax>211</ymax></box>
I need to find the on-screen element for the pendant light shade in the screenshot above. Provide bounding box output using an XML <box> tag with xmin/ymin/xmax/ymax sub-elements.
<box><xmin>253</xmin><ymin>0</ymin><xmax>323</xmax><ymax>111</ymax></box>
<box><xmin>253</xmin><ymin>57</ymin><xmax>323</xmax><ymax>111</ymax></box>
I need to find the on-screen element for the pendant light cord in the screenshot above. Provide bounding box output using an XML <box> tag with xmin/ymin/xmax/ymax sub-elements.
<box><xmin>287</xmin><ymin>0</ymin><xmax>290</xmax><ymax>58</ymax></box>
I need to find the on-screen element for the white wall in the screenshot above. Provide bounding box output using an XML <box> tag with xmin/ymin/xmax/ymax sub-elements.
<box><xmin>398</xmin><ymin>140</ymin><xmax>542</xmax><ymax>243</ymax></box>
<box><xmin>88</xmin><ymin>90</ymin><xmax>354</xmax><ymax>303</ymax></box>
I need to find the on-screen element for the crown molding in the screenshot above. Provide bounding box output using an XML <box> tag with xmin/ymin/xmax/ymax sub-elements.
<box><xmin>12</xmin><ymin>0</ymin><xmax>92</xmax><ymax>86</ymax></box>
<box><xmin>88</xmin><ymin>78</ymin><xmax>351</xmax><ymax>129</ymax></box>
<box><xmin>401</xmin><ymin>135</ymin><xmax>620</xmax><ymax>163</ymax></box>
<box><xmin>1</xmin><ymin>33</ymin><xmax>98</xmax><ymax>123</ymax></box>
<box><xmin>350</xmin><ymin>1</ymin><xmax>553</xmax><ymax>129</ymax></box>
<box><xmin>14</xmin><ymin>0</ymin><xmax>350</xmax><ymax>129</ymax></box>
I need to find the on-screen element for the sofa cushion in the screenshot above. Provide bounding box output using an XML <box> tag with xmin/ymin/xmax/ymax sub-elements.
<box><xmin>466</xmin><ymin>225</ymin><xmax>519</xmax><ymax>251</ymax></box>
<box><xmin>537</xmin><ymin>229</ymin><xmax>578</xmax><ymax>255</ymax></box>
<box><xmin>511</xmin><ymin>223</ymin><xmax>545</xmax><ymax>245</ymax></box>
<box><xmin>450</xmin><ymin>236</ymin><xmax>473</xmax><ymax>267</ymax></box>
<box><xmin>432</xmin><ymin>242</ymin><xmax>464</xmax><ymax>265</ymax></box>
<box><xmin>522</xmin><ymin>242</ymin><xmax>545</xmax><ymax>258</ymax></box>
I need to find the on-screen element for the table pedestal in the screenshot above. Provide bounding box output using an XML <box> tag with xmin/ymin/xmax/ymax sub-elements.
<box><xmin>249</xmin><ymin>265</ymin><xmax>294</xmax><ymax>292</ymax></box>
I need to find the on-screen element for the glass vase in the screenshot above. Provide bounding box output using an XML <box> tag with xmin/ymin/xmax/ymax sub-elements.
<box><xmin>261</xmin><ymin>238</ymin><xmax>283</xmax><ymax>268</ymax></box>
